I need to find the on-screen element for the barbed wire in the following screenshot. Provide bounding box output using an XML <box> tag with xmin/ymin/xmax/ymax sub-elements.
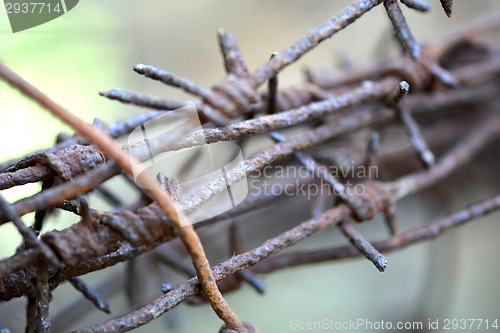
<box><xmin>1</xmin><ymin>0</ymin><xmax>500</xmax><ymax>332</ymax></box>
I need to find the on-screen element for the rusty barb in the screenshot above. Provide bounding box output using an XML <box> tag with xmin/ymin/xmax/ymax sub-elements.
<box><xmin>101</xmin><ymin>0</ymin><xmax>457</xmax><ymax>122</ymax></box>
<box><xmin>2</xmin><ymin>0</ymin><xmax>500</xmax><ymax>332</ymax></box>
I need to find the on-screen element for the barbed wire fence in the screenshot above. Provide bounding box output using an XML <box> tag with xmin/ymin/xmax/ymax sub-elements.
<box><xmin>1</xmin><ymin>0</ymin><xmax>500</xmax><ymax>332</ymax></box>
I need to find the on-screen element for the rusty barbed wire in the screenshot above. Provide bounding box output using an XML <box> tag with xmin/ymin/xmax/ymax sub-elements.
<box><xmin>1</xmin><ymin>0</ymin><xmax>500</xmax><ymax>332</ymax></box>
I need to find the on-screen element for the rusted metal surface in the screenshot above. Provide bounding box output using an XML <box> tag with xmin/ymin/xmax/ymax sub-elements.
<box><xmin>384</xmin><ymin>0</ymin><xmax>421</xmax><ymax>59</ymax></box>
<box><xmin>0</xmin><ymin>1</ymin><xmax>500</xmax><ymax>332</ymax></box>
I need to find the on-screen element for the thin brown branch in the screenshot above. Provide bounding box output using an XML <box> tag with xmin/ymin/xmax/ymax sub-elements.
<box><xmin>0</xmin><ymin>62</ymin><xmax>246</xmax><ymax>332</ymax></box>
<box><xmin>0</xmin><ymin>179</ymin><xmax>307</xmax><ymax>299</ymax></box>
<box><xmin>1</xmin><ymin>4</ymin><xmax>500</xmax><ymax>332</ymax></box>
<box><xmin>2</xmin><ymin>50</ymin><xmax>499</xmax><ymax>194</ymax></box>
<box><xmin>1</xmin><ymin>105</ymin><xmax>497</xmax><ymax>285</ymax></box>
<box><xmin>78</xmin><ymin>189</ymin><xmax>500</xmax><ymax>332</ymax></box>
<box><xmin>0</xmin><ymin>78</ymin><xmax>395</xmax><ymax>193</ymax></box>
<box><xmin>74</xmin><ymin>204</ymin><xmax>352</xmax><ymax>332</ymax></box>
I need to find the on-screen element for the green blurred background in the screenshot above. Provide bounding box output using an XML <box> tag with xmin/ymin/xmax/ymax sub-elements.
<box><xmin>1</xmin><ymin>1</ymin><xmax>500</xmax><ymax>332</ymax></box>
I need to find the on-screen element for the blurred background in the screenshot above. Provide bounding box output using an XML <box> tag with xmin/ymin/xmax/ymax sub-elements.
<box><xmin>1</xmin><ymin>1</ymin><xmax>500</xmax><ymax>332</ymax></box>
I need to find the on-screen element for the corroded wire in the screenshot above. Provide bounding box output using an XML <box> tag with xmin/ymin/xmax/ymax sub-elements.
<box><xmin>77</xmin><ymin>190</ymin><xmax>500</xmax><ymax>332</ymax></box>
<box><xmin>400</xmin><ymin>0</ymin><xmax>431</xmax><ymax>12</ymax></box>
<box><xmin>384</xmin><ymin>0</ymin><xmax>421</xmax><ymax>59</ymax></box>
<box><xmin>0</xmin><ymin>61</ymin><xmax>246</xmax><ymax>332</ymax></box>
<box><xmin>1</xmin><ymin>2</ymin><xmax>500</xmax><ymax>332</ymax></box>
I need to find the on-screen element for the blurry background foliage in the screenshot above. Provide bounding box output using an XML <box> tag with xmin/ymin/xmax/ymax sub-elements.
<box><xmin>1</xmin><ymin>1</ymin><xmax>500</xmax><ymax>332</ymax></box>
